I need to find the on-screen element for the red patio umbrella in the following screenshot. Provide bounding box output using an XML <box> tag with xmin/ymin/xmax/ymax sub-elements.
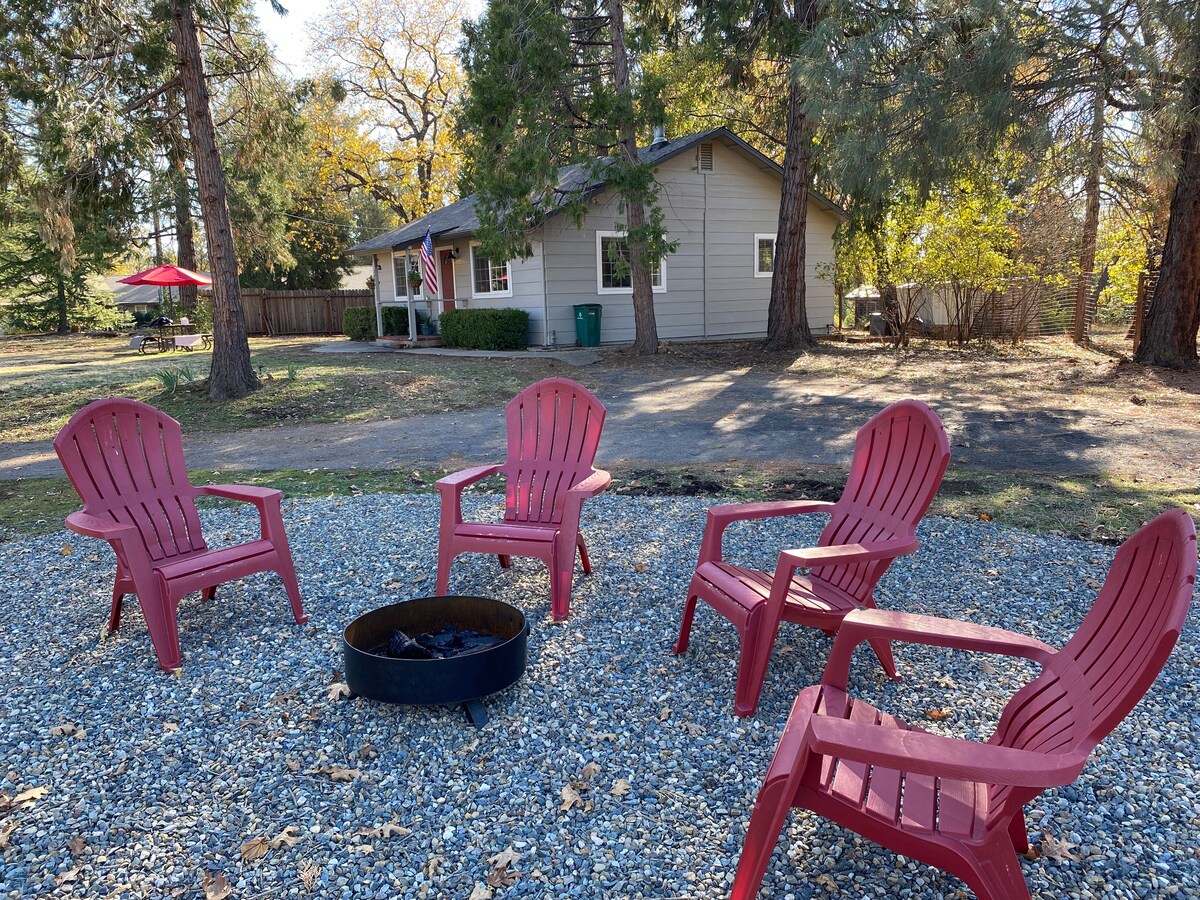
<box><xmin>118</xmin><ymin>264</ymin><xmax>212</xmax><ymax>286</ymax></box>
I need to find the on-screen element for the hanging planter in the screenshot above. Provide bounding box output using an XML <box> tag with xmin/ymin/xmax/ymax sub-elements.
<box><xmin>407</xmin><ymin>270</ymin><xmax>423</xmax><ymax>292</ymax></box>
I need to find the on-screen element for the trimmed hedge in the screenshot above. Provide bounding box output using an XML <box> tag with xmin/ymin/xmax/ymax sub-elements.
<box><xmin>440</xmin><ymin>308</ymin><xmax>530</xmax><ymax>350</ymax></box>
<box><xmin>342</xmin><ymin>306</ymin><xmax>411</xmax><ymax>341</ymax></box>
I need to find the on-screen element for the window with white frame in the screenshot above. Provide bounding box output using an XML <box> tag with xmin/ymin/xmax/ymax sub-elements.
<box><xmin>470</xmin><ymin>244</ymin><xmax>511</xmax><ymax>296</ymax></box>
<box><xmin>754</xmin><ymin>234</ymin><xmax>776</xmax><ymax>277</ymax></box>
<box><xmin>596</xmin><ymin>231</ymin><xmax>664</xmax><ymax>293</ymax></box>
<box><xmin>392</xmin><ymin>254</ymin><xmax>422</xmax><ymax>299</ymax></box>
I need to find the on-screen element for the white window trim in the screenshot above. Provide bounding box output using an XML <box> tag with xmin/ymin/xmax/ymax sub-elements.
<box><xmin>754</xmin><ymin>233</ymin><xmax>776</xmax><ymax>278</ymax></box>
<box><xmin>595</xmin><ymin>230</ymin><xmax>666</xmax><ymax>295</ymax></box>
<box><xmin>469</xmin><ymin>242</ymin><xmax>514</xmax><ymax>298</ymax></box>
<box><xmin>393</xmin><ymin>252</ymin><xmax>423</xmax><ymax>300</ymax></box>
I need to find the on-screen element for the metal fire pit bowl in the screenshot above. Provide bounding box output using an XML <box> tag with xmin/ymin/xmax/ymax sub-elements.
<box><xmin>343</xmin><ymin>595</ymin><xmax>528</xmax><ymax>727</ymax></box>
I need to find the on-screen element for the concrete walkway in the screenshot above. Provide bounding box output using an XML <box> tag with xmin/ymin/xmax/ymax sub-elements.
<box><xmin>1</xmin><ymin>366</ymin><xmax>1182</xmax><ymax>483</ymax></box>
<box><xmin>314</xmin><ymin>342</ymin><xmax>601</xmax><ymax>366</ymax></box>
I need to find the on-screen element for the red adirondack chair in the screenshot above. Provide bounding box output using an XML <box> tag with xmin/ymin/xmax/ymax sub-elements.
<box><xmin>53</xmin><ymin>398</ymin><xmax>307</xmax><ymax>671</ymax></box>
<box><xmin>674</xmin><ymin>399</ymin><xmax>950</xmax><ymax>716</ymax></box>
<box><xmin>435</xmin><ymin>377</ymin><xmax>610</xmax><ymax>620</ymax></box>
<box><xmin>730</xmin><ymin>508</ymin><xmax>1197</xmax><ymax>900</ymax></box>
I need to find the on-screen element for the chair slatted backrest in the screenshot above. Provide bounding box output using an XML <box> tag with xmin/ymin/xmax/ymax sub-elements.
<box><xmin>985</xmin><ymin>509</ymin><xmax>1196</xmax><ymax>829</ymax></box>
<box><xmin>811</xmin><ymin>400</ymin><xmax>951</xmax><ymax>599</ymax></box>
<box><xmin>501</xmin><ymin>378</ymin><xmax>606</xmax><ymax>525</ymax></box>
<box><xmin>53</xmin><ymin>398</ymin><xmax>207</xmax><ymax>561</ymax></box>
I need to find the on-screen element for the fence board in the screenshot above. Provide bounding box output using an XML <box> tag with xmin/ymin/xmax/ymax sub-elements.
<box><xmin>205</xmin><ymin>289</ymin><xmax>373</xmax><ymax>336</ymax></box>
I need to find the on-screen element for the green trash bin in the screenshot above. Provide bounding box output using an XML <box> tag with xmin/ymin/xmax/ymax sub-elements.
<box><xmin>573</xmin><ymin>303</ymin><xmax>603</xmax><ymax>347</ymax></box>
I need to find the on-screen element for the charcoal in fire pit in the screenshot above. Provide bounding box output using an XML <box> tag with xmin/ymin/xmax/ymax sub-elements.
<box><xmin>387</xmin><ymin>629</ymin><xmax>434</xmax><ymax>659</ymax></box>
<box><xmin>417</xmin><ymin>626</ymin><xmax>504</xmax><ymax>658</ymax></box>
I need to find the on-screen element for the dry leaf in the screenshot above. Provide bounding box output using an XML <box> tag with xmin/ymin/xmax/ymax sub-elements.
<box><xmin>297</xmin><ymin>861</ymin><xmax>321</xmax><ymax>892</ymax></box>
<box><xmin>610</xmin><ymin>778</ymin><xmax>632</xmax><ymax>797</ymax></box>
<box><xmin>55</xmin><ymin>868</ymin><xmax>79</xmax><ymax>885</ymax></box>
<box><xmin>925</xmin><ymin>708</ymin><xmax>952</xmax><ymax>721</ymax></box>
<box><xmin>203</xmin><ymin>871</ymin><xmax>233</xmax><ymax>900</ymax></box>
<box><xmin>815</xmin><ymin>873</ymin><xmax>838</xmax><ymax>891</ymax></box>
<box><xmin>580</xmin><ymin>762</ymin><xmax>601</xmax><ymax>782</ymax></box>
<box><xmin>354</xmin><ymin>822</ymin><xmax>411</xmax><ymax>840</ymax></box>
<box><xmin>424</xmin><ymin>856</ymin><xmax>444</xmax><ymax>878</ymax></box>
<box><xmin>978</xmin><ymin>512</ymin><xmax>993</xmax><ymax>522</ymax></box>
<box><xmin>310</xmin><ymin>765</ymin><xmax>362</xmax><ymax>782</ymax></box>
<box><xmin>50</xmin><ymin>723</ymin><xmax>78</xmax><ymax>737</ymax></box>
<box><xmin>106</xmin><ymin>882</ymin><xmax>133</xmax><ymax>898</ymax></box>
<box><xmin>326</xmin><ymin>682</ymin><xmax>351</xmax><ymax>702</ymax></box>
<box><xmin>468</xmin><ymin>885</ymin><xmax>493</xmax><ymax>900</ymax></box>
<box><xmin>60</xmin><ymin>544</ymin><xmax>74</xmax><ymax>555</ymax></box>
<box><xmin>269</xmin><ymin>825</ymin><xmax>302</xmax><ymax>849</ymax></box>
<box><xmin>559</xmin><ymin>784</ymin><xmax>583</xmax><ymax>811</ymax></box>
<box><xmin>658</xmin><ymin>707</ymin><xmax>671</xmax><ymax>721</ymax></box>
<box><xmin>286</xmin><ymin>759</ymin><xmax>301</xmax><ymax>772</ymax></box>
<box><xmin>0</xmin><ymin>822</ymin><xmax>16</xmax><ymax>849</ymax></box>
<box><xmin>240</xmin><ymin>836</ymin><xmax>270</xmax><ymax>863</ymax></box>
<box><xmin>980</xmin><ymin>660</ymin><xmax>997</xmax><ymax>675</ymax></box>
<box><xmin>67</xmin><ymin>835</ymin><xmax>86</xmax><ymax>855</ymax></box>
<box><xmin>488</xmin><ymin>847</ymin><xmax>523</xmax><ymax>869</ymax></box>
<box><xmin>348</xmin><ymin>843</ymin><xmax>375</xmax><ymax>853</ymax></box>
<box><xmin>13</xmin><ymin>785</ymin><xmax>49</xmax><ymax>806</ymax></box>
<box><xmin>1040</xmin><ymin>832</ymin><xmax>1081</xmax><ymax>862</ymax></box>
<box><xmin>487</xmin><ymin>867</ymin><xmax>519</xmax><ymax>889</ymax></box>
<box><xmin>163</xmin><ymin>722</ymin><xmax>180</xmax><ymax>733</ymax></box>
<box><xmin>633</xmin><ymin>563</ymin><xmax>648</xmax><ymax>573</ymax></box>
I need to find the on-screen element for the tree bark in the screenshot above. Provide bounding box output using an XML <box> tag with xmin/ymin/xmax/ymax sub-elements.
<box><xmin>1073</xmin><ymin>82</ymin><xmax>1105</xmax><ymax>345</ymax></box>
<box><xmin>1136</xmin><ymin>94</ymin><xmax>1200</xmax><ymax>367</ymax></box>
<box><xmin>607</xmin><ymin>0</ymin><xmax>658</xmax><ymax>354</ymax></box>
<box><xmin>767</xmin><ymin>71</ymin><xmax>816</xmax><ymax>351</ymax></box>
<box><xmin>171</xmin><ymin>0</ymin><xmax>258</xmax><ymax>399</ymax></box>
<box><xmin>169</xmin><ymin>91</ymin><xmax>198</xmax><ymax>317</ymax></box>
<box><xmin>56</xmin><ymin>272</ymin><xmax>68</xmax><ymax>334</ymax></box>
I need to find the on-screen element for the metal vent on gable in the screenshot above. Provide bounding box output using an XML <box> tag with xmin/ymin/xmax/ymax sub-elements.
<box><xmin>697</xmin><ymin>143</ymin><xmax>713</xmax><ymax>171</ymax></box>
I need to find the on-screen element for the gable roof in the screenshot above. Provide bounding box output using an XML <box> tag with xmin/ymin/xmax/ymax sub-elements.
<box><xmin>348</xmin><ymin>127</ymin><xmax>846</xmax><ymax>256</ymax></box>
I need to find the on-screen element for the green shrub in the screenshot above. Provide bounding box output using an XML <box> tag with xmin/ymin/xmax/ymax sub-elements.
<box><xmin>440</xmin><ymin>308</ymin><xmax>530</xmax><ymax>350</ymax></box>
<box><xmin>342</xmin><ymin>306</ymin><xmax>377</xmax><ymax>341</ymax></box>
<box><xmin>382</xmin><ymin>306</ymin><xmax>411</xmax><ymax>336</ymax></box>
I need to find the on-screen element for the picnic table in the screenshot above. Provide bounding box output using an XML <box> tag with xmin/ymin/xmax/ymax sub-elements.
<box><xmin>133</xmin><ymin>324</ymin><xmax>212</xmax><ymax>354</ymax></box>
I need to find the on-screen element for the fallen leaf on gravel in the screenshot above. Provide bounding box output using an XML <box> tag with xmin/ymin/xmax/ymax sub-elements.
<box><xmin>934</xmin><ymin>675</ymin><xmax>958</xmax><ymax>689</ymax></box>
<box><xmin>286</xmin><ymin>759</ymin><xmax>301</xmax><ymax>772</ymax></box>
<box><xmin>105</xmin><ymin>882</ymin><xmax>132</xmax><ymax>898</ymax></box>
<box><xmin>163</xmin><ymin>722</ymin><xmax>179</xmax><ymax>733</ymax></box>
<box><xmin>240</xmin><ymin>836</ymin><xmax>270</xmax><ymax>862</ymax></box>
<box><xmin>815</xmin><ymin>873</ymin><xmax>838</xmax><ymax>891</ymax></box>
<box><xmin>560</xmin><ymin>784</ymin><xmax>583</xmax><ymax>811</ymax></box>
<box><xmin>171</xmin><ymin>667</ymin><xmax>184</xmax><ymax>679</ymax></box>
<box><xmin>925</xmin><ymin>708</ymin><xmax>952</xmax><ymax>721</ymax></box>
<box><xmin>67</xmin><ymin>835</ymin><xmax>86</xmax><ymax>855</ymax></box>
<box><xmin>425</xmin><ymin>857</ymin><xmax>444</xmax><ymax>878</ymax></box>
<box><xmin>487</xmin><ymin>866</ymin><xmax>519</xmax><ymax>889</ymax></box>
<box><xmin>50</xmin><ymin>724</ymin><xmax>78</xmax><ymax>737</ymax></box>
<box><xmin>469</xmin><ymin>885</ymin><xmax>493</xmax><ymax>900</ymax></box>
<box><xmin>1040</xmin><ymin>832</ymin><xmax>1081</xmax><ymax>862</ymax></box>
<box><xmin>0</xmin><ymin>822</ymin><xmax>16</xmax><ymax>848</ymax></box>
<box><xmin>978</xmin><ymin>512</ymin><xmax>992</xmax><ymax>521</ymax></box>
<box><xmin>297</xmin><ymin>861</ymin><xmax>321</xmax><ymax>892</ymax></box>
<box><xmin>488</xmin><ymin>847</ymin><xmax>523</xmax><ymax>869</ymax></box>
<box><xmin>634</xmin><ymin>563</ymin><xmax>648</xmax><ymax>573</ymax></box>
<box><xmin>980</xmin><ymin>660</ymin><xmax>997</xmax><ymax>675</ymax></box>
<box><xmin>610</xmin><ymin>778</ymin><xmax>632</xmax><ymax>797</ymax></box>
<box><xmin>9</xmin><ymin>785</ymin><xmax>49</xmax><ymax>807</ymax></box>
<box><xmin>310</xmin><ymin>765</ymin><xmax>362</xmax><ymax>782</ymax></box>
<box><xmin>269</xmin><ymin>825</ymin><xmax>302</xmax><ymax>849</ymax></box>
<box><xmin>326</xmin><ymin>682</ymin><xmax>351</xmax><ymax>701</ymax></box>
<box><xmin>60</xmin><ymin>544</ymin><xmax>73</xmax><ymax>555</ymax></box>
<box><xmin>580</xmin><ymin>762</ymin><xmax>601</xmax><ymax>781</ymax></box>
<box><xmin>354</xmin><ymin>822</ymin><xmax>411</xmax><ymax>840</ymax></box>
<box><xmin>203</xmin><ymin>871</ymin><xmax>232</xmax><ymax>900</ymax></box>
<box><xmin>55</xmin><ymin>868</ymin><xmax>78</xmax><ymax>885</ymax></box>
<box><xmin>348</xmin><ymin>843</ymin><xmax>375</xmax><ymax>853</ymax></box>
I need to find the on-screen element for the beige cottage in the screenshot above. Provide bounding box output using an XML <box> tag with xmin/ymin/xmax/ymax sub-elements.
<box><xmin>347</xmin><ymin>127</ymin><xmax>845</xmax><ymax>346</ymax></box>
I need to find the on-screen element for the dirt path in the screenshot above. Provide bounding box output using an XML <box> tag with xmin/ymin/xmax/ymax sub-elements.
<box><xmin>3</xmin><ymin>364</ymin><xmax>1190</xmax><ymax>485</ymax></box>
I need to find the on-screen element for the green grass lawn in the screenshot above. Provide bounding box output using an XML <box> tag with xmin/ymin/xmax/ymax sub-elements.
<box><xmin>0</xmin><ymin>334</ymin><xmax>572</xmax><ymax>444</ymax></box>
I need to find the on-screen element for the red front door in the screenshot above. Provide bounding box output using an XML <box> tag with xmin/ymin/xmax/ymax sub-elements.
<box><xmin>440</xmin><ymin>251</ymin><xmax>456</xmax><ymax>311</ymax></box>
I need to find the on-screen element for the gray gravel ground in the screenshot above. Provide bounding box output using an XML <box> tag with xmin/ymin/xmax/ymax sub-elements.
<box><xmin>0</xmin><ymin>494</ymin><xmax>1196</xmax><ymax>899</ymax></box>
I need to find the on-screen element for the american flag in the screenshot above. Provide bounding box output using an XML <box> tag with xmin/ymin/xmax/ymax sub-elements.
<box><xmin>419</xmin><ymin>228</ymin><xmax>438</xmax><ymax>296</ymax></box>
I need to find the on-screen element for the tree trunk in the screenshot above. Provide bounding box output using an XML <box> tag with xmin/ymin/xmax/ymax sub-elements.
<box><xmin>607</xmin><ymin>0</ymin><xmax>658</xmax><ymax>354</ymax></box>
<box><xmin>56</xmin><ymin>272</ymin><xmax>68</xmax><ymax>334</ymax></box>
<box><xmin>171</xmin><ymin>0</ymin><xmax>258</xmax><ymax>399</ymax></box>
<box><xmin>1073</xmin><ymin>82</ymin><xmax>1105</xmax><ymax>345</ymax></box>
<box><xmin>169</xmin><ymin>91</ymin><xmax>198</xmax><ymax>317</ymax></box>
<box><xmin>767</xmin><ymin>72</ymin><xmax>816</xmax><ymax>351</ymax></box>
<box><xmin>1136</xmin><ymin>99</ymin><xmax>1200</xmax><ymax>367</ymax></box>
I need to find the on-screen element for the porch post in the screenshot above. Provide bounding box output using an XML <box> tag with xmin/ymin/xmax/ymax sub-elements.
<box><xmin>405</xmin><ymin>248</ymin><xmax>418</xmax><ymax>342</ymax></box>
<box><xmin>378</xmin><ymin>251</ymin><xmax>389</xmax><ymax>338</ymax></box>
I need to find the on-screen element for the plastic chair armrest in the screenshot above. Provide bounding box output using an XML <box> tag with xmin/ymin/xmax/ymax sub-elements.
<box><xmin>65</xmin><ymin>511</ymin><xmax>140</xmax><ymax>542</ymax></box>
<box><xmin>567</xmin><ymin>469</ymin><xmax>611</xmax><ymax>499</ymax></box>
<box><xmin>779</xmin><ymin>537</ymin><xmax>919</xmax><ymax>571</ymax></box>
<box><xmin>436</xmin><ymin>464</ymin><xmax>502</xmax><ymax>494</ymax></box>
<box><xmin>196</xmin><ymin>484</ymin><xmax>283</xmax><ymax>505</ymax></box>
<box><xmin>699</xmin><ymin>500</ymin><xmax>836</xmax><ymax>564</ymax></box>
<box><xmin>806</xmin><ymin>716</ymin><xmax>1085</xmax><ymax>787</ymax></box>
<box><xmin>822</xmin><ymin>609</ymin><xmax>1057</xmax><ymax>690</ymax></box>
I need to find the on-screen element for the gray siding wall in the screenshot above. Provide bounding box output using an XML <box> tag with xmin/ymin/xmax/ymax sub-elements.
<box><xmin>459</xmin><ymin>238</ymin><xmax>547</xmax><ymax>346</ymax></box>
<box><xmin>542</xmin><ymin>136</ymin><xmax>838</xmax><ymax>344</ymax></box>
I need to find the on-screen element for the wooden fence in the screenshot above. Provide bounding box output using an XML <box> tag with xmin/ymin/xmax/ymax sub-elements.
<box><xmin>200</xmin><ymin>289</ymin><xmax>373</xmax><ymax>336</ymax></box>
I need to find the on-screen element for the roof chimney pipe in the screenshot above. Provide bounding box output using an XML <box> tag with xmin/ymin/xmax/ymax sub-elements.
<box><xmin>650</xmin><ymin>123</ymin><xmax>667</xmax><ymax>150</ymax></box>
